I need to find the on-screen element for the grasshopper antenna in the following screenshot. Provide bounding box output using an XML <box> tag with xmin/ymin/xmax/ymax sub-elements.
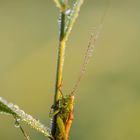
<box><xmin>70</xmin><ymin>6</ymin><xmax>110</xmax><ymax>95</ymax></box>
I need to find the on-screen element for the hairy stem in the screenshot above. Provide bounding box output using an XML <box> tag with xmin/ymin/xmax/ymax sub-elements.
<box><xmin>51</xmin><ymin>6</ymin><xmax>66</xmax><ymax>138</ymax></box>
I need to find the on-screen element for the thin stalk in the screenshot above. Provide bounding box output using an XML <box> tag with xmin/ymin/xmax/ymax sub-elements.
<box><xmin>19</xmin><ymin>126</ymin><xmax>30</xmax><ymax>140</ymax></box>
<box><xmin>51</xmin><ymin>7</ymin><xmax>67</xmax><ymax>138</ymax></box>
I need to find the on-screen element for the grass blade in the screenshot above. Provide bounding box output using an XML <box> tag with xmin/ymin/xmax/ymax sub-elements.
<box><xmin>64</xmin><ymin>0</ymin><xmax>84</xmax><ymax>41</ymax></box>
<box><xmin>0</xmin><ymin>97</ymin><xmax>53</xmax><ymax>139</ymax></box>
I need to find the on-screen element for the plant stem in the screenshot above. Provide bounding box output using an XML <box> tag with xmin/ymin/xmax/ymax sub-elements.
<box><xmin>51</xmin><ymin>8</ymin><xmax>66</xmax><ymax>138</ymax></box>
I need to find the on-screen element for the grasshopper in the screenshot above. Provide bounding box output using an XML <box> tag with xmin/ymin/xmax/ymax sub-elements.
<box><xmin>51</xmin><ymin>94</ymin><xmax>74</xmax><ymax>140</ymax></box>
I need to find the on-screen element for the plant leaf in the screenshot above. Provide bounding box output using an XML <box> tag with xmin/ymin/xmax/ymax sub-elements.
<box><xmin>0</xmin><ymin>97</ymin><xmax>53</xmax><ymax>140</ymax></box>
<box><xmin>0</xmin><ymin>98</ymin><xmax>17</xmax><ymax>115</ymax></box>
<box><xmin>64</xmin><ymin>0</ymin><xmax>84</xmax><ymax>41</ymax></box>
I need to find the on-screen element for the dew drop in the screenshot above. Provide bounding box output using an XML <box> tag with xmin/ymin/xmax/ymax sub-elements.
<box><xmin>14</xmin><ymin>105</ymin><xmax>19</xmax><ymax>109</ymax></box>
<box><xmin>66</xmin><ymin>9</ymin><xmax>71</xmax><ymax>15</ymax></box>
<box><xmin>27</xmin><ymin>115</ymin><xmax>33</xmax><ymax>120</ymax></box>
<box><xmin>14</xmin><ymin>118</ymin><xmax>21</xmax><ymax>128</ymax></box>
<box><xmin>15</xmin><ymin>122</ymin><xmax>20</xmax><ymax>128</ymax></box>
<box><xmin>58</xmin><ymin>16</ymin><xmax>61</xmax><ymax>25</ymax></box>
<box><xmin>8</xmin><ymin>103</ymin><xmax>13</xmax><ymax>108</ymax></box>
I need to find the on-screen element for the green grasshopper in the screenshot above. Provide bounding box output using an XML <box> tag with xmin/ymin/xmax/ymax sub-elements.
<box><xmin>51</xmin><ymin>94</ymin><xmax>74</xmax><ymax>140</ymax></box>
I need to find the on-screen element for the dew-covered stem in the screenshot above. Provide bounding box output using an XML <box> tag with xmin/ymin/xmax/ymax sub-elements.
<box><xmin>51</xmin><ymin>1</ymin><xmax>67</xmax><ymax>138</ymax></box>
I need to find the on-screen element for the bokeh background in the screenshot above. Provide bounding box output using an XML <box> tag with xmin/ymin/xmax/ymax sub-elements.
<box><xmin>0</xmin><ymin>0</ymin><xmax>140</xmax><ymax>140</ymax></box>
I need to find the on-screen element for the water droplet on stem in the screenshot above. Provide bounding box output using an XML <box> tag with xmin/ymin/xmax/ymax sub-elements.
<box><xmin>15</xmin><ymin>118</ymin><xmax>21</xmax><ymax>128</ymax></box>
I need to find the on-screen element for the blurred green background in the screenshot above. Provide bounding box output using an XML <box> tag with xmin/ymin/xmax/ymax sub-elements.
<box><xmin>0</xmin><ymin>0</ymin><xmax>140</xmax><ymax>140</ymax></box>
